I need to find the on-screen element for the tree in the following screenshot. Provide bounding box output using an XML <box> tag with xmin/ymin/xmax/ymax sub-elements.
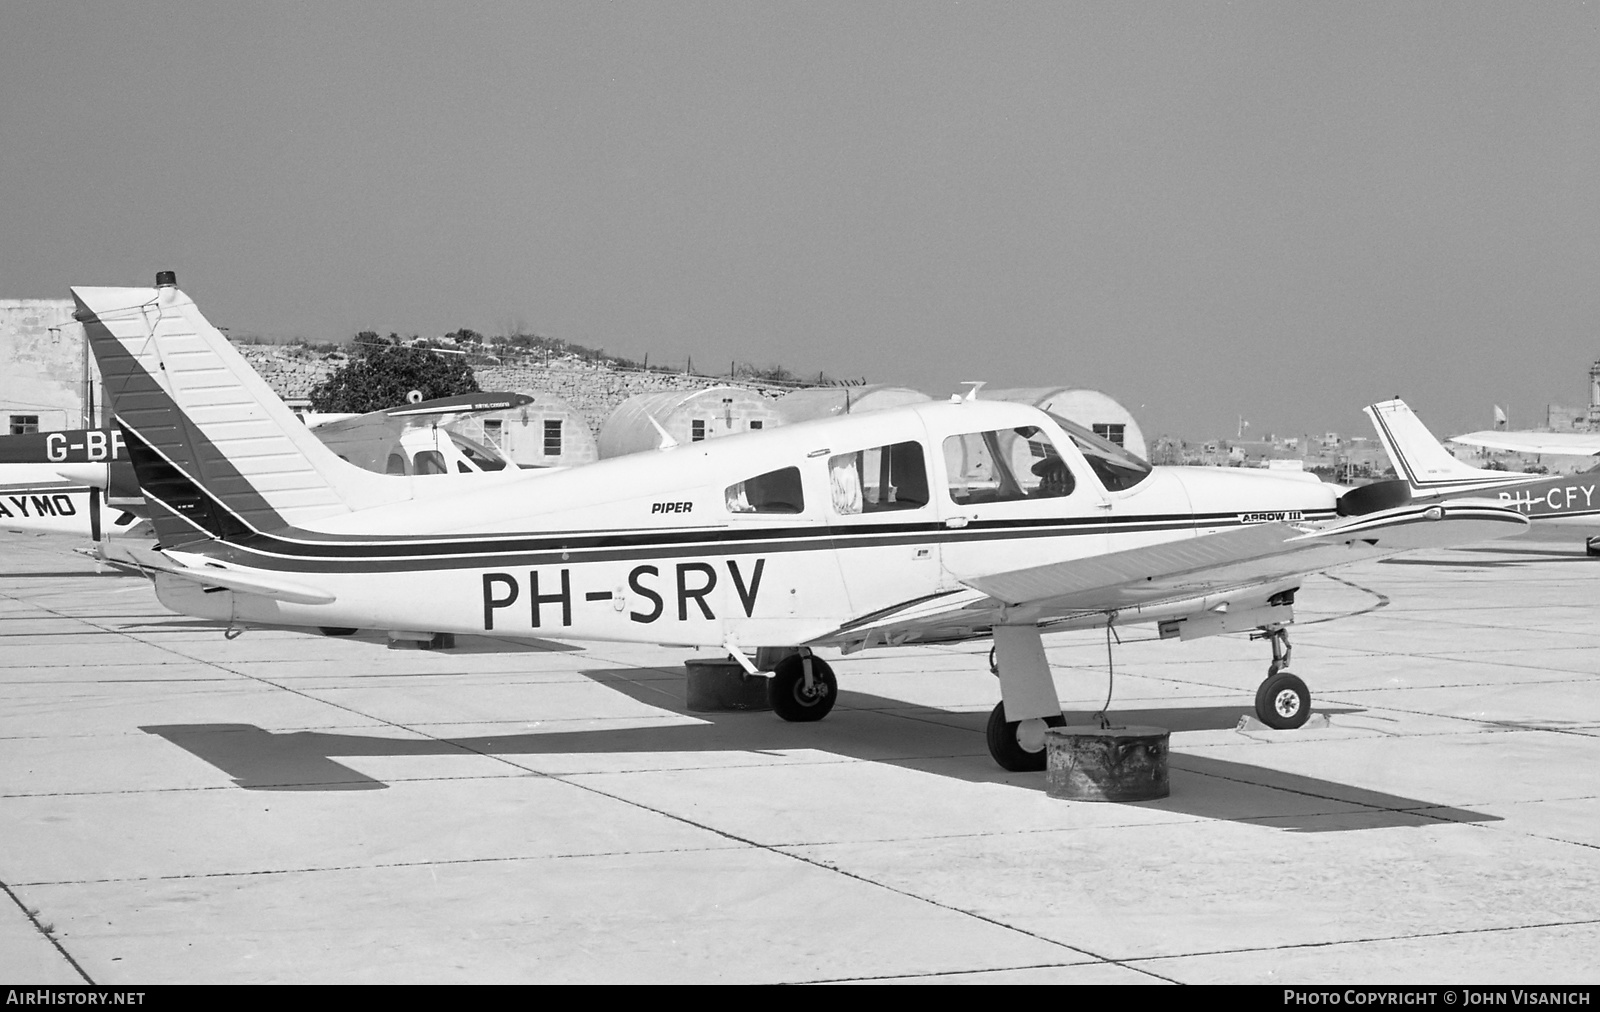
<box><xmin>308</xmin><ymin>333</ymin><xmax>480</xmax><ymax>412</ymax></box>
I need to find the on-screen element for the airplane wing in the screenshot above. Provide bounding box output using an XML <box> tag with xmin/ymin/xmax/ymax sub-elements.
<box><xmin>820</xmin><ymin>500</ymin><xmax>1526</xmax><ymax>647</ymax></box>
<box><xmin>1450</xmin><ymin>430</ymin><xmax>1600</xmax><ymax>456</ymax></box>
<box><xmin>308</xmin><ymin>392</ymin><xmax>533</xmax><ymax>472</ymax></box>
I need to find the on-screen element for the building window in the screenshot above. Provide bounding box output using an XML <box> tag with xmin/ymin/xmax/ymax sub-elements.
<box><xmin>691</xmin><ymin>419</ymin><xmax>707</xmax><ymax>442</ymax></box>
<box><xmin>482</xmin><ymin>419</ymin><xmax>504</xmax><ymax>449</ymax></box>
<box><xmin>543</xmin><ymin>419</ymin><xmax>562</xmax><ymax>457</ymax></box>
<box><xmin>1092</xmin><ymin>423</ymin><xmax>1125</xmax><ymax>447</ymax></box>
<box><xmin>749</xmin><ymin>420</ymin><xmax>763</xmax><ymax>430</ymax></box>
<box><xmin>9</xmin><ymin>415</ymin><xmax>39</xmax><ymax>435</ymax></box>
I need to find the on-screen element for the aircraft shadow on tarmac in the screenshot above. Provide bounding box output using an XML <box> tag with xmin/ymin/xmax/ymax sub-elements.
<box><xmin>138</xmin><ymin>668</ymin><xmax>1498</xmax><ymax>833</ymax></box>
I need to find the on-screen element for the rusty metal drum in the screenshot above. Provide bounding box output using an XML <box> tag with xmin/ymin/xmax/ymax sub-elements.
<box><xmin>1045</xmin><ymin>725</ymin><xmax>1170</xmax><ymax>802</ymax></box>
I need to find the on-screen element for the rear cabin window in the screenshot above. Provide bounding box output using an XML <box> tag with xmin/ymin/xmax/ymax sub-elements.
<box><xmin>828</xmin><ymin>441</ymin><xmax>929</xmax><ymax>515</ymax></box>
<box><xmin>944</xmin><ymin>426</ymin><xmax>1074</xmax><ymax>504</ymax></box>
<box><xmin>726</xmin><ymin>466</ymin><xmax>804</xmax><ymax>514</ymax></box>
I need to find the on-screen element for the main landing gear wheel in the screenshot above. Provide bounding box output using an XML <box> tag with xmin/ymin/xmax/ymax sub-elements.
<box><xmin>1255</xmin><ymin>672</ymin><xmax>1311</xmax><ymax>729</ymax></box>
<box><xmin>769</xmin><ymin>654</ymin><xmax>837</xmax><ymax>722</ymax></box>
<box><xmin>985</xmin><ymin>702</ymin><xmax>1067</xmax><ymax>772</ymax></box>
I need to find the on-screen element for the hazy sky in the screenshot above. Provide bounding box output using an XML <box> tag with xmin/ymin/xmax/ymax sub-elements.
<box><xmin>4</xmin><ymin>2</ymin><xmax>1597</xmax><ymax>439</ymax></box>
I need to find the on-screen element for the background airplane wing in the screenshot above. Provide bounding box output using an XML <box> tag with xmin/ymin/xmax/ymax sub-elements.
<box><xmin>309</xmin><ymin>392</ymin><xmax>533</xmax><ymax>472</ymax></box>
<box><xmin>820</xmin><ymin>501</ymin><xmax>1526</xmax><ymax>648</ymax></box>
<box><xmin>1450</xmin><ymin>430</ymin><xmax>1600</xmax><ymax>456</ymax></box>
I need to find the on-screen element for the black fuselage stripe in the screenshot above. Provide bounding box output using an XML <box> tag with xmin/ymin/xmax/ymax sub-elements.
<box><xmin>171</xmin><ymin>510</ymin><xmax>1341</xmax><ymax>575</ymax></box>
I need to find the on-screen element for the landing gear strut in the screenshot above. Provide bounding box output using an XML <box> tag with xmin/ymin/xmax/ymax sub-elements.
<box><xmin>1251</xmin><ymin>626</ymin><xmax>1310</xmax><ymax>729</ymax></box>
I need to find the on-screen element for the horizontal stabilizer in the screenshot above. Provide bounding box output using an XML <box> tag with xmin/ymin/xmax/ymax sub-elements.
<box><xmin>99</xmin><ymin>543</ymin><xmax>336</xmax><ymax>605</ymax></box>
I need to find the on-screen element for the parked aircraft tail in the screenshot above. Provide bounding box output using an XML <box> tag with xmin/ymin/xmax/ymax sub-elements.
<box><xmin>1364</xmin><ymin>399</ymin><xmax>1531</xmax><ymax>496</ymax></box>
<box><xmin>72</xmin><ymin>275</ymin><xmax>417</xmax><ymax>548</ymax></box>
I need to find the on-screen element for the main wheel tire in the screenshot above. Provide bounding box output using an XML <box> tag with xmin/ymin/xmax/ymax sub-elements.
<box><xmin>768</xmin><ymin>655</ymin><xmax>837</xmax><ymax>722</ymax></box>
<box><xmin>985</xmin><ymin>702</ymin><xmax>1067</xmax><ymax>772</ymax></box>
<box><xmin>1255</xmin><ymin>672</ymin><xmax>1311</xmax><ymax>729</ymax></box>
<box><xmin>319</xmin><ymin>627</ymin><xmax>358</xmax><ymax>637</ymax></box>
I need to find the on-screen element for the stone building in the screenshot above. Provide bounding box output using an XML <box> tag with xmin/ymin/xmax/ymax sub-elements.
<box><xmin>0</xmin><ymin>299</ymin><xmax>98</xmax><ymax>434</ymax></box>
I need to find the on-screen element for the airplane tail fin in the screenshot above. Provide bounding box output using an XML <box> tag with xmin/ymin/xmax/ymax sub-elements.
<box><xmin>72</xmin><ymin>276</ymin><xmax>410</xmax><ymax>548</ymax></box>
<box><xmin>1364</xmin><ymin>399</ymin><xmax>1529</xmax><ymax>496</ymax></box>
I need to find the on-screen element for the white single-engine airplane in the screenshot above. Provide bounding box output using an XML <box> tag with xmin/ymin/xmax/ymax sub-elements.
<box><xmin>1366</xmin><ymin>398</ymin><xmax>1600</xmax><ymax>556</ymax></box>
<box><xmin>76</xmin><ymin>277</ymin><xmax>1530</xmax><ymax>771</ymax></box>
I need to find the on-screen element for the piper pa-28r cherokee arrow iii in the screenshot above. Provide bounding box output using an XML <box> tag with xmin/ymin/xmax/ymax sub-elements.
<box><xmin>77</xmin><ymin>277</ymin><xmax>1530</xmax><ymax>771</ymax></box>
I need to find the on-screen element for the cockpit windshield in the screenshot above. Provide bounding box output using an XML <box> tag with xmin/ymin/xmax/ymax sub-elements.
<box><xmin>1045</xmin><ymin>412</ymin><xmax>1152</xmax><ymax>491</ymax></box>
<box><xmin>443</xmin><ymin>430</ymin><xmax>511</xmax><ymax>472</ymax></box>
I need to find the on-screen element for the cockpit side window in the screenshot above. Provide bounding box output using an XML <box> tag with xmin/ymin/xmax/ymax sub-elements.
<box><xmin>726</xmin><ymin>466</ymin><xmax>804</xmax><ymax>514</ymax></box>
<box><xmin>1044</xmin><ymin>411</ymin><xmax>1152</xmax><ymax>491</ymax></box>
<box><xmin>828</xmin><ymin>441</ymin><xmax>928</xmax><ymax>515</ymax></box>
<box><xmin>944</xmin><ymin>426</ymin><xmax>1074</xmax><ymax>503</ymax></box>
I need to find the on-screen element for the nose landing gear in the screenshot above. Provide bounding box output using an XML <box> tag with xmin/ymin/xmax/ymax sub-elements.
<box><xmin>1251</xmin><ymin>626</ymin><xmax>1311</xmax><ymax>729</ymax></box>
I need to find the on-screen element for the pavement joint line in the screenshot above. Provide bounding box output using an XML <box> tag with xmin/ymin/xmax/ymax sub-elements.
<box><xmin>27</xmin><ymin>604</ymin><xmax>1144</xmax><ymax>976</ymax></box>
<box><xmin>1122</xmin><ymin>915</ymin><xmax>1600</xmax><ymax>969</ymax></box>
<box><xmin>1167</xmin><ymin>761</ymin><xmax>1498</xmax><ymax>826</ymax></box>
<box><xmin>800</xmin><ymin>958</ymin><xmax>1114</xmax><ymax>984</ymax></box>
<box><xmin>13</xmin><ymin>842</ymin><xmax>755</xmax><ymax>889</ymax></box>
<box><xmin>1</xmin><ymin>772</ymin><xmax>545</xmax><ymax>799</ymax></box>
<box><xmin>1315</xmin><ymin>699</ymin><xmax>1600</xmax><ymax>739</ymax></box>
<box><xmin>0</xmin><ymin>876</ymin><xmax>93</xmax><ymax>984</ymax></box>
<box><xmin>432</xmin><ymin>738</ymin><xmax>1172</xmax><ymax>980</ymax></box>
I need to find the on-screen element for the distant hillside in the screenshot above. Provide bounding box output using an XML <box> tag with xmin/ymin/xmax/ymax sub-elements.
<box><xmin>233</xmin><ymin>340</ymin><xmax>853</xmax><ymax>435</ymax></box>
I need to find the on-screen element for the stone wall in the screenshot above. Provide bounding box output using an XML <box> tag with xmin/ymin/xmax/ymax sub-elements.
<box><xmin>234</xmin><ymin>343</ymin><xmax>803</xmax><ymax>436</ymax></box>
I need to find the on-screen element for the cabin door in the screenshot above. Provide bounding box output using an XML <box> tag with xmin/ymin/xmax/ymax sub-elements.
<box><xmin>821</xmin><ymin>437</ymin><xmax>943</xmax><ymax>619</ymax></box>
<box><xmin>934</xmin><ymin>424</ymin><xmax>1109</xmax><ymax>589</ymax></box>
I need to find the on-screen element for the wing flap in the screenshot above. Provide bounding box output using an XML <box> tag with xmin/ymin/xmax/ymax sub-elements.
<box><xmin>967</xmin><ymin>502</ymin><xmax>1525</xmax><ymax>609</ymax></box>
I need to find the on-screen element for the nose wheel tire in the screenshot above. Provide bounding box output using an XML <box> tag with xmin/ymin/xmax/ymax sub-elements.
<box><xmin>1254</xmin><ymin>672</ymin><xmax>1311</xmax><ymax>729</ymax></box>
<box><xmin>985</xmin><ymin>702</ymin><xmax>1067</xmax><ymax>772</ymax></box>
<box><xmin>768</xmin><ymin>655</ymin><xmax>838</xmax><ymax>722</ymax></box>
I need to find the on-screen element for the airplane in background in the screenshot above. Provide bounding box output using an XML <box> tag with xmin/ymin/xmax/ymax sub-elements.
<box><xmin>1365</xmin><ymin>398</ymin><xmax>1600</xmax><ymax>556</ymax></box>
<box><xmin>1447</xmin><ymin>427</ymin><xmax>1600</xmax><ymax>458</ymax></box>
<box><xmin>78</xmin><ymin>277</ymin><xmax>1529</xmax><ymax>771</ymax></box>
<box><xmin>0</xmin><ymin>392</ymin><xmax>540</xmax><ymax>543</ymax></box>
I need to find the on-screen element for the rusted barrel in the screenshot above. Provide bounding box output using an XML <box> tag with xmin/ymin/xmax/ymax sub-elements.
<box><xmin>1045</xmin><ymin>725</ymin><xmax>1170</xmax><ymax>802</ymax></box>
<box><xmin>685</xmin><ymin>658</ymin><xmax>770</xmax><ymax>712</ymax></box>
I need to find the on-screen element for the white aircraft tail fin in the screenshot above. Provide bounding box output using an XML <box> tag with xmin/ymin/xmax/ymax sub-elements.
<box><xmin>1364</xmin><ymin>399</ymin><xmax>1529</xmax><ymax>495</ymax></box>
<box><xmin>72</xmin><ymin>277</ymin><xmax>412</xmax><ymax>548</ymax></box>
